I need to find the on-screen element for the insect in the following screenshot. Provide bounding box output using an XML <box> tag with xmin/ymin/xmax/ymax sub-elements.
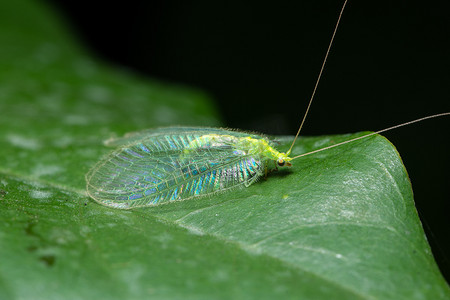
<box><xmin>86</xmin><ymin>127</ymin><xmax>293</xmax><ymax>208</ymax></box>
<box><xmin>86</xmin><ymin>0</ymin><xmax>449</xmax><ymax>209</ymax></box>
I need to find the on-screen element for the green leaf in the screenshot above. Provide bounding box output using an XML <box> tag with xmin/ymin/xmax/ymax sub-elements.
<box><xmin>0</xmin><ymin>0</ymin><xmax>448</xmax><ymax>299</ymax></box>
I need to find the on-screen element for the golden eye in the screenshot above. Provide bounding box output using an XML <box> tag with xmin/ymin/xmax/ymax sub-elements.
<box><xmin>277</xmin><ymin>159</ymin><xmax>286</xmax><ymax>167</ymax></box>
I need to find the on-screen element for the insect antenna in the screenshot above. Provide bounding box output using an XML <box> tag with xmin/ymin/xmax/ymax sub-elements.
<box><xmin>287</xmin><ymin>0</ymin><xmax>349</xmax><ymax>156</ymax></box>
<box><xmin>290</xmin><ymin>112</ymin><xmax>450</xmax><ymax>160</ymax></box>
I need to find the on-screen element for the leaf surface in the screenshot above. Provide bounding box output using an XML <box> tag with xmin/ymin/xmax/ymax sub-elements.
<box><xmin>0</xmin><ymin>0</ymin><xmax>448</xmax><ymax>299</ymax></box>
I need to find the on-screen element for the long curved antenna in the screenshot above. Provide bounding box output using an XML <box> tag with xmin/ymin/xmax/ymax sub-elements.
<box><xmin>290</xmin><ymin>112</ymin><xmax>450</xmax><ymax>160</ymax></box>
<box><xmin>287</xmin><ymin>0</ymin><xmax>349</xmax><ymax>155</ymax></box>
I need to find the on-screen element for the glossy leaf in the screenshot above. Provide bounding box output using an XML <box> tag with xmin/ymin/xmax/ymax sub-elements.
<box><xmin>0</xmin><ymin>0</ymin><xmax>448</xmax><ymax>299</ymax></box>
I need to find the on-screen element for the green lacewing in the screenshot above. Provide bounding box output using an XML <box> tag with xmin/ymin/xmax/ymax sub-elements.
<box><xmin>85</xmin><ymin>112</ymin><xmax>448</xmax><ymax>209</ymax></box>
<box><xmin>86</xmin><ymin>127</ymin><xmax>291</xmax><ymax>209</ymax></box>
<box><xmin>85</xmin><ymin>0</ymin><xmax>449</xmax><ymax>209</ymax></box>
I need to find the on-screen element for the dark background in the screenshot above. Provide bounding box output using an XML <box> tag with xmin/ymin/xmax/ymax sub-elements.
<box><xmin>45</xmin><ymin>0</ymin><xmax>450</xmax><ymax>281</ymax></box>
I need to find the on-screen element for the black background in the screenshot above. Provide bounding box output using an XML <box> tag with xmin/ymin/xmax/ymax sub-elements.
<box><xmin>45</xmin><ymin>0</ymin><xmax>450</xmax><ymax>281</ymax></box>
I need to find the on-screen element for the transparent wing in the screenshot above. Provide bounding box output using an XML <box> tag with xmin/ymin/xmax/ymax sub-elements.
<box><xmin>86</xmin><ymin>132</ymin><xmax>266</xmax><ymax>208</ymax></box>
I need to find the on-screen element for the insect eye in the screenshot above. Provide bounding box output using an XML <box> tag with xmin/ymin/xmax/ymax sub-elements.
<box><xmin>277</xmin><ymin>159</ymin><xmax>286</xmax><ymax>167</ymax></box>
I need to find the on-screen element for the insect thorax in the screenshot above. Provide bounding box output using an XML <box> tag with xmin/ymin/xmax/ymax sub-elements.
<box><xmin>184</xmin><ymin>134</ymin><xmax>290</xmax><ymax>163</ymax></box>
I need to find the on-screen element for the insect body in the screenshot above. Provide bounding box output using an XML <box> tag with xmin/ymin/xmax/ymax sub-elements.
<box><xmin>86</xmin><ymin>127</ymin><xmax>292</xmax><ymax>209</ymax></box>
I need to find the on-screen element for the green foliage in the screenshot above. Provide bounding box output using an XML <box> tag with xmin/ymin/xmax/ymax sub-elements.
<box><xmin>0</xmin><ymin>0</ymin><xmax>448</xmax><ymax>299</ymax></box>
